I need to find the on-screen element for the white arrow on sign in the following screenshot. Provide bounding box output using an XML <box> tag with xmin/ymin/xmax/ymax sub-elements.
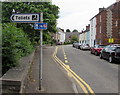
<box><xmin>10</xmin><ymin>13</ymin><xmax>40</xmax><ymax>23</ymax></box>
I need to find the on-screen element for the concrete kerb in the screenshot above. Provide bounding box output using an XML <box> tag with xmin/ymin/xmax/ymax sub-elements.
<box><xmin>1</xmin><ymin>49</ymin><xmax>36</xmax><ymax>94</ymax></box>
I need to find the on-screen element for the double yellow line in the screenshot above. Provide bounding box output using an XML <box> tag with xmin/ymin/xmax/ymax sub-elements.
<box><xmin>52</xmin><ymin>46</ymin><xmax>95</xmax><ymax>95</ymax></box>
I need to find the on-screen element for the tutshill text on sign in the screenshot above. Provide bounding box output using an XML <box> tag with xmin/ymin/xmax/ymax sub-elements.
<box><xmin>10</xmin><ymin>13</ymin><xmax>40</xmax><ymax>23</ymax></box>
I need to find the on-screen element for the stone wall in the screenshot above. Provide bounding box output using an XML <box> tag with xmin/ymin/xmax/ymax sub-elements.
<box><xmin>1</xmin><ymin>50</ymin><xmax>35</xmax><ymax>93</ymax></box>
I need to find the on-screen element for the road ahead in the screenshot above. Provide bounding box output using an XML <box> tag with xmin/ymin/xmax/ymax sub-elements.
<box><xmin>56</xmin><ymin>45</ymin><xmax>119</xmax><ymax>93</ymax></box>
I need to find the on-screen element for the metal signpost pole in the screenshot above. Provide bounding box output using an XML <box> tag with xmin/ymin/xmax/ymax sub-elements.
<box><xmin>10</xmin><ymin>12</ymin><xmax>45</xmax><ymax>91</ymax></box>
<box><xmin>39</xmin><ymin>30</ymin><xmax>43</xmax><ymax>90</ymax></box>
<box><xmin>39</xmin><ymin>12</ymin><xmax>43</xmax><ymax>90</ymax></box>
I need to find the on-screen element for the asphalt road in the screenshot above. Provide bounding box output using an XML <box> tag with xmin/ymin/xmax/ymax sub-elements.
<box><xmin>57</xmin><ymin>45</ymin><xmax>119</xmax><ymax>93</ymax></box>
<box><xmin>25</xmin><ymin>46</ymin><xmax>75</xmax><ymax>93</ymax></box>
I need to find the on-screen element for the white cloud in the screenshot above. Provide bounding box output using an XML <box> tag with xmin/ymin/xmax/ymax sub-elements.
<box><xmin>53</xmin><ymin>0</ymin><xmax>116</xmax><ymax>32</ymax></box>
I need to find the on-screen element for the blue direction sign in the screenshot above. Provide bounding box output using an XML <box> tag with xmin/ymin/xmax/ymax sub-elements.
<box><xmin>10</xmin><ymin>13</ymin><xmax>40</xmax><ymax>23</ymax></box>
<box><xmin>34</xmin><ymin>23</ymin><xmax>47</xmax><ymax>30</ymax></box>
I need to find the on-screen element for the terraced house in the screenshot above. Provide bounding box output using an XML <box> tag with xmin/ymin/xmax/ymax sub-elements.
<box><xmin>90</xmin><ymin>0</ymin><xmax>120</xmax><ymax>46</ymax></box>
<box><xmin>79</xmin><ymin>25</ymin><xmax>90</xmax><ymax>45</ymax></box>
<box><xmin>106</xmin><ymin>1</ymin><xmax>120</xmax><ymax>44</ymax></box>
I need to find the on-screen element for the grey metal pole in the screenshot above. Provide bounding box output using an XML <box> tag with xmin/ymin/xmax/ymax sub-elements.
<box><xmin>39</xmin><ymin>30</ymin><xmax>43</xmax><ymax>90</ymax></box>
<box><xmin>39</xmin><ymin>13</ymin><xmax>43</xmax><ymax>90</ymax></box>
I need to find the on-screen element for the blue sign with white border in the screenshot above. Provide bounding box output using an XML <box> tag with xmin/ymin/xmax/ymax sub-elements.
<box><xmin>34</xmin><ymin>23</ymin><xmax>47</xmax><ymax>30</ymax></box>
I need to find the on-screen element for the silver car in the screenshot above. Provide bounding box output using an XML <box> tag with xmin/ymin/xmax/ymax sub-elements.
<box><xmin>80</xmin><ymin>44</ymin><xmax>90</xmax><ymax>50</ymax></box>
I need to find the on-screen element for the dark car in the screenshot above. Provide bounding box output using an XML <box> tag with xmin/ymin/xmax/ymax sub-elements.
<box><xmin>90</xmin><ymin>45</ymin><xmax>106</xmax><ymax>56</ymax></box>
<box><xmin>100</xmin><ymin>44</ymin><xmax>120</xmax><ymax>63</ymax></box>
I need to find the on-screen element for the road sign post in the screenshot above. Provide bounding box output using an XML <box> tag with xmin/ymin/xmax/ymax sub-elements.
<box><xmin>38</xmin><ymin>13</ymin><xmax>47</xmax><ymax>91</ymax></box>
<box><xmin>39</xmin><ymin>28</ymin><xmax>43</xmax><ymax>90</ymax></box>
<box><xmin>10</xmin><ymin>12</ymin><xmax>47</xmax><ymax>91</ymax></box>
<box><xmin>32</xmin><ymin>13</ymin><xmax>47</xmax><ymax>91</ymax></box>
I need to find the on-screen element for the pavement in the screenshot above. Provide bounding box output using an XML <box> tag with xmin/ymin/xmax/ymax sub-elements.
<box><xmin>24</xmin><ymin>46</ymin><xmax>76</xmax><ymax>93</ymax></box>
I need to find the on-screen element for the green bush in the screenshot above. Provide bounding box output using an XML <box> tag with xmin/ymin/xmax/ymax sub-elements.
<box><xmin>64</xmin><ymin>42</ymin><xmax>72</xmax><ymax>45</ymax></box>
<box><xmin>71</xmin><ymin>35</ymin><xmax>79</xmax><ymax>43</ymax></box>
<box><xmin>2</xmin><ymin>23</ymin><xmax>33</xmax><ymax>75</ymax></box>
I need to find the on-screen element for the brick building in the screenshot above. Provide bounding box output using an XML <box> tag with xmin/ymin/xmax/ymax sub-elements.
<box><xmin>91</xmin><ymin>1</ymin><xmax>120</xmax><ymax>45</ymax></box>
<box><xmin>116</xmin><ymin>0</ymin><xmax>120</xmax><ymax>2</ymax></box>
<box><xmin>106</xmin><ymin>1</ymin><xmax>120</xmax><ymax>44</ymax></box>
<box><xmin>96</xmin><ymin>8</ymin><xmax>107</xmax><ymax>45</ymax></box>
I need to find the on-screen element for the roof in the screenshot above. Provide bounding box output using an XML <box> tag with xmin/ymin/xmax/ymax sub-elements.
<box><xmin>90</xmin><ymin>1</ymin><xmax>118</xmax><ymax>21</ymax></box>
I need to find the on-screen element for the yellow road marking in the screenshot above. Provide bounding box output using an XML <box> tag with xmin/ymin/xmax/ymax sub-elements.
<box><xmin>53</xmin><ymin>53</ymin><xmax>89</xmax><ymax>94</ymax></box>
<box><xmin>52</xmin><ymin>46</ymin><xmax>95</xmax><ymax>95</ymax></box>
<box><xmin>62</xmin><ymin>47</ymin><xmax>68</xmax><ymax>63</ymax></box>
<box><xmin>64</xmin><ymin>54</ymin><xmax>66</xmax><ymax>57</ymax></box>
<box><xmin>64</xmin><ymin>56</ymin><xmax>67</xmax><ymax>60</ymax></box>
<box><xmin>65</xmin><ymin>60</ymin><xmax>68</xmax><ymax>63</ymax></box>
<box><xmin>66</xmin><ymin>65</ymin><xmax>70</xmax><ymax>69</ymax></box>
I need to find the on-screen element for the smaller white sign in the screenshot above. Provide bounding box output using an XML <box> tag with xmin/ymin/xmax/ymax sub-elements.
<box><xmin>10</xmin><ymin>13</ymin><xmax>40</xmax><ymax>23</ymax></box>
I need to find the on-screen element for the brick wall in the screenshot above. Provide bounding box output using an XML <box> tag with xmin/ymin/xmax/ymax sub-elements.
<box><xmin>96</xmin><ymin>9</ymin><xmax>107</xmax><ymax>45</ymax></box>
<box><xmin>109</xmin><ymin>2</ymin><xmax>120</xmax><ymax>44</ymax></box>
<box><xmin>95</xmin><ymin>1</ymin><xmax>120</xmax><ymax>45</ymax></box>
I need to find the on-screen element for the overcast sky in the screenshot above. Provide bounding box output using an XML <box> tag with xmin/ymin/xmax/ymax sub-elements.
<box><xmin>52</xmin><ymin>0</ymin><xmax>116</xmax><ymax>32</ymax></box>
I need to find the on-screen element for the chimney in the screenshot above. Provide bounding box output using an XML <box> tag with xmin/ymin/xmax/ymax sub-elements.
<box><xmin>86</xmin><ymin>24</ymin><xmax>90</xmax><ymax>31</ymax></box>
<box><xmin>99</xmin><ymin>7</ymin><xmax>105</xmax><ymax>12</ymax></box>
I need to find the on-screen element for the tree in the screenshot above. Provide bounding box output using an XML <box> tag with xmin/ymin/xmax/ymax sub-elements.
<box><xmin>2</xmin><ymin>2</ymin><xmax>60</xmax><ymax>74</ymax></box>
<box><xmin>66</xmin><ymin>29</ymin><xmax>71</xmax><ymax>32</ymax></box>
<box><xmin>2</xmin><ymin>2</ymin><xmax>59</xmax><ymax>45</ymax></box>
<box><xmin>2</xmin><ymin>23</ymin><xmax>33</xmax><ymax>74</ymax></box>
<box><xmin>71</xmin><ymin>35</ymin><xmax>79</xmax><ymax>43</ymax></box>
<box><xmin>72</xmin><ymin>29</ymin><xmax>78</xmax><ymax>32</ymax></box>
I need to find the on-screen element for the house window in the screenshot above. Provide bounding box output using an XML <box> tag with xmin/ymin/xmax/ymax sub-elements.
<box><xmin>100</xmin><ymin>26</ymin><xmax>101</xmax><ymax>33</ymax></box>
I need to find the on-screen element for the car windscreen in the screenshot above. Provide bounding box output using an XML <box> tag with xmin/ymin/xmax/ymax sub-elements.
<box><xmin>116</xmin><ymin>47</ymin><xmax>120</xmax><ymax>52</ymax></box>
<box><xmin>98</xmin><ymin>45</ymin><xmax>106</xmax><ymax>48</ymax></box>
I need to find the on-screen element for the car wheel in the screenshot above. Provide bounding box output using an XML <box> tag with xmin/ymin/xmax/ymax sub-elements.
<box><xmin>109</xmin><ymin>56</ymin><xmax>113</xmax><ymax>63</ymax></box>
<box><xmin>100</xmin><ymin>53</ymin><xmax>103</xmax><ymax>59</ymax></box>
<box><xmin>95</xmin><ymin>51</ymin><xmax>98</xmax><ymax>56</ymax></box>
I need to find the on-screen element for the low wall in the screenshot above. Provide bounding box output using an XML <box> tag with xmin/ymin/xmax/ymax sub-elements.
<box><xmin>1</xmin><ymin>50</ymin><xmax>35</xmax><ymax>93</ymax></box>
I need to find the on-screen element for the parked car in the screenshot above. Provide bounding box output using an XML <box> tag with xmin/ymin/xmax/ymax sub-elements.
<box><xmin>80</xmin><ymin>44</ymin><xmax>90</xmax><ymax>50</ymax></box>
<box><xmin>100</xmin><ymin>44</ymin><xmax>120</xmax><ymax>63</ymax></box>
<box><xmin>73</xmin><ymin>42</ymin><xmax>81</xmax><ymax>49</ymax></box>
<box><xmin>73</xmin><ymin>42</ymin><xmax>77</xmax><ymax>47</ymax></box>
<box><xmin>90</xmin><ymin>45</ymin><xmax>106</xmax><ymax>56</ymax></box>
<box><xmin>57</xmin><ymin>42</ymin><xmax>62</xmax><ymax>45</ymax></box>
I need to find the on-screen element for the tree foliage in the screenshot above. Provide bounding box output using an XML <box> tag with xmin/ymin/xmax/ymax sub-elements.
<box><xmin>2</xmin><ymin>2</ymin><xmax>59</xmax><ymax>44</ymax></box>
<box><xmin>71</xmin><ymin>35</ymin><xmax>79</xmax><ymax>43</ymax></box>
<box><xmin>2</xmin><ymin>2</ymin><xmax>59</xmax><ymax>74</ymax></box>
<box><xmin>72</xmin><ymin>29</ymin><xmax>78</xmax><ymax>32</ymax></box>
<box><xmin>66</xmin><ymin>29</ymin><xmax>71</xmax><ymax>32</ymax></box>
<box><xmin>2</xmin><ymin>23</ymin><xmax>33</xmax><ymax>74</ymax></box>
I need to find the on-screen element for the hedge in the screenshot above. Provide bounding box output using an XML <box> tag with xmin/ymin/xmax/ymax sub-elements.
<box><xmin>2</xmin><ymin>23</ymin><xmax>33</xmax><ymax>75</ymax></box>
